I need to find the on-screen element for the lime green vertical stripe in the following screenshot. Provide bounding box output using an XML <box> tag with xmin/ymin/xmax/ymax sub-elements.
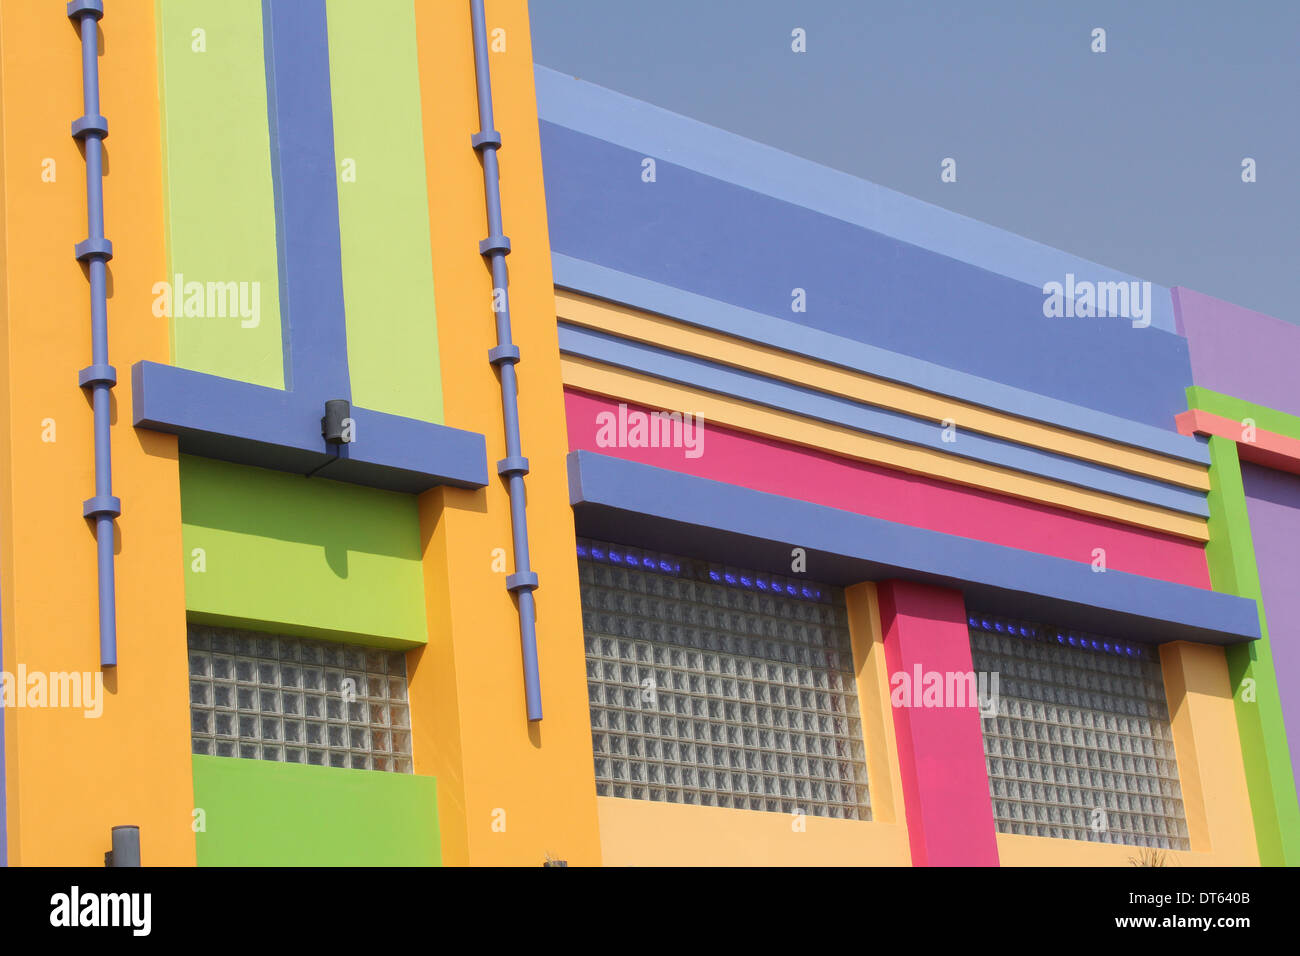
<box><xmin>1203</xmin><ymin>433</ymin><xmax>1300</xmax><ymax>865</ymax></box>
<box><xmin>326</xmin><ymin>0</ymin><xmax>443</xmax><ymax>422</ymax></box>
<box><xmin>193</xmin><ymin>756</ymin><xmax>440</xmax><ymax>865</ymax></box>
<box><xmin>156</xmin><ymin>0</ymin><xmax>285</xmax><ymax>388</ymax></box>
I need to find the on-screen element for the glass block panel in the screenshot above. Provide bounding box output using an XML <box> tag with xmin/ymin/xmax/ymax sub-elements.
<box><xmin>577</xmin><ymin>537</ymin><xmax>871</xmax><ymax>820</ymax></box>
<box><xmin>968</xmin><ymin>613</ymin><xmax>1190</xmax><ymax>850</ymax></box>
<box><xmin>187</xmin><ymin>624</ymin><xmax>412</xmax><ymax>773</ymax></box>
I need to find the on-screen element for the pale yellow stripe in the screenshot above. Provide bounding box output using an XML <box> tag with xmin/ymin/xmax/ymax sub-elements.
<box><xmin>562</xmin><ymin>355</ymin><xmax>1210</xmax><ymax>542</ymax></box>
<box><xmin>556</xmin><ymin>291</ymin><xmax>1209</xmax><ymax>492</ymax></box>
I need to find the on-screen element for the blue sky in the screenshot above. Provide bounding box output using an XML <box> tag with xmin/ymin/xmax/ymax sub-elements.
<box><xmin>529</xmin><ymin>0</ymin><xmax>1299</xmax><ymax>326</ymax></box>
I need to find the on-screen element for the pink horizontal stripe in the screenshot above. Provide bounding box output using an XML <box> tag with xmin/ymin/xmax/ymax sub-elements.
<box><xmin>565</xmin><ymin>389</ymin><xmax>1210</xmax><ymax>588</ymax></box>
<box><xmin>1177</xmin><ymin>409</ymin><xmax>1300</xmax><ymax>478</ymax></box>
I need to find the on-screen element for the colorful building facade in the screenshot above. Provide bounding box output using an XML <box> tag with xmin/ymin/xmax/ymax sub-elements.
<box><xmin>0</xmin><ymin>0</ymin><xmax>1294</xmax><ymax>866</ymax></box>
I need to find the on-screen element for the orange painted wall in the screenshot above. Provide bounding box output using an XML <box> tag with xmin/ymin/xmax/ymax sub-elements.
<box><xmin>845</xmin><ymin>583</ymin><xmax>908</xmax><ymax>833</ymax></box>
<box><xmin>597</xmin><ymin>797</ymin><xmax>910</xmax><ymax>866</ymax></box>
<box><xmin>0</xmin><ymin>2</ymin><xmax>193</xmax><ymax>864</ymax></box>
<box><xmin>407</xmin><ymin>0</ymin><xmax>602</xmax><ymax>866</ymax></box>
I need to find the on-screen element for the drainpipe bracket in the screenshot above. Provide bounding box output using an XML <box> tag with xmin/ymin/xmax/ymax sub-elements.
<box><xmin>74</xmin><ymin>237</ymin><xmax>113</xmax><ymax>263</ymax></box>
<box><xmin>488</xmin><ymin>344</ymin><xmax>520</xmax><ymax>366</ymax></box>
<box><xmin>479</xmin><ymin>235</ymin><xmax>511</xmax><ymax>257</ymax></box>
<box><xmin>83</xmin><ymin>495</ymin><xmax>121</xmax><ymax>520</ymax></box>
<box><xmin>472</xmin><ymin>130</ymin><xmax>502</xmax><ymax>151</ymax></box>
<box><xmin>497</xmin><ymin>455</ymin><xmax>529</xmax><ymax>478</ymax></box>
<box><xmin>78</xmin><ymin>363</ymin><xmax>117</xmax><ymax>388</ymax></box>
<box><xmin>506</xmin><ymin>571</ymin><xmax>539</xmax><ymax>593</ymax></box>
<box><xmin>66</xmin><ymin>0</ymin><xmax>103</xmax><ymax>21</ymax></box>
<box><xmin>72</xmin><ymin>114</ymin><xmax>109</xmax><ymax>140</ymax></box>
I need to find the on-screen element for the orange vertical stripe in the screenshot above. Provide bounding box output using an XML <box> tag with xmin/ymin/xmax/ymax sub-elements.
<box><xmin>409</xmin><ymin>0</ymin><xmax>602</xmax><ymax>865</ymax></box>
<box><xmin>0</xmin><ymin>1</ymin><xmax>193</xmax><ymax>863</ymax></box>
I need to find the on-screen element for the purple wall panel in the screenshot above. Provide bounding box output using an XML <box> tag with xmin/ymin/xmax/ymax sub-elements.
<box><xmin>541</xmin><ymin>120</ymin><xmax>1198</xmax><ymax>429</ymax></box>
<box><xmin>1241</xmin><ymin>462</ymin><xmax>1300</xmax><ymax>797</ymax></box>
<box><xmin>1173</xmin><ymin>287</ymin><xmax>1300</xmax><ymax>419</ymax></box>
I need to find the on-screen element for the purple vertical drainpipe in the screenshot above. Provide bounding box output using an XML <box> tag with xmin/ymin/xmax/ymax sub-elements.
<box><xmin>468</xmin><ymin>0</ymin><xmax>542</xmax><ymax>720</ymax></box>
<box><xmin>69</xmin><ymin>0</ymin><xmax>120</xmax><ymax>668</ymax></box>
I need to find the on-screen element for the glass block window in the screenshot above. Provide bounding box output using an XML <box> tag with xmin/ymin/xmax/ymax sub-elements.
<box><xmin>969</xmin><ymin>613</ymin><xmax>1189</xmax><ymax>850</ymax></box>
<box><xmin>578</xmin><ymin>538</ymin><xmax>871</xmax><ymax>819</ymax></box>
<box><xmin>187</xmin><ymin>624</ymin><xmax>413</xmax><ymax>773</ymax></box>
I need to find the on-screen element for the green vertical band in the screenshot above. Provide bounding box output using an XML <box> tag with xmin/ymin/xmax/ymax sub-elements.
<box><xmin>325</xmin><ymin>0</ymin><xmax>444</xmax><ymax>423</ymax></box>
<box><xmin>193</xmin><ymin>756</ymin><xmax>440</xmax><ymax>865</ymax></box>
<box><xmin>156</xmin><ymin>0</ymin><xmax>285</xmax><ymax>388</ymax></box>
<box><xmin>1202</xmin><ymin>432</ymin><xmax>1300</xmax><ymax>865</ymax></box>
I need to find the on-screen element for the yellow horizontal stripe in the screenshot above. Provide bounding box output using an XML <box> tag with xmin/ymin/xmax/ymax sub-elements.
<box><xmin>561</xmin><ymin>355</ymin><xmax>1210</xmax><ymax>542</ymax></box>
<box><xmin>556</xmin><ymin>291</ymin><xmax>1210</xmax><ymax>492</ymax></box>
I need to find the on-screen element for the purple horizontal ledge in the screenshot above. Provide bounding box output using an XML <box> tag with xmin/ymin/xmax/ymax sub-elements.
<box><xmin>568</xmin><ymin>450</ymin><xmax>1259</xmax><ymax>648</ymax></box>
<box><xmin>132</xmin><ymin>361</ymin><xmax>488</xmax><ymax>493</ymax></box>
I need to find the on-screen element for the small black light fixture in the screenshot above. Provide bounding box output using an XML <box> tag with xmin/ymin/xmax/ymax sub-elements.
<box><xmin>321</xmin><ymin>399</ymin><xmax>352</xmax><ymax>444</ymax></box>
<box><xmin>104</xmin><ymin>825</ymin><xmax>141</xmax><ymax>867</ymax></box>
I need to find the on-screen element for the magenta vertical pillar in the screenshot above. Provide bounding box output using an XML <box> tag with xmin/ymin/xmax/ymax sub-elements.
<box><xmin>878</xmin><ymin>580</ymin><xmax>999</xmax><ymax>866</ymax></box>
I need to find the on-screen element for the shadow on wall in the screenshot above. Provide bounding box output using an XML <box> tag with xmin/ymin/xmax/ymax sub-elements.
<box><xmin>177</xmin><ymin>455</ymin><xmax>429</xmax><ymax>648</ymax></box>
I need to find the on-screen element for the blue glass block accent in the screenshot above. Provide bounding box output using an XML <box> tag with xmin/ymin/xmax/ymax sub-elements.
<box><xmin>578</xmin><ymin>538</ymin><xmax>870</xmax><ymax>821</ymax></box>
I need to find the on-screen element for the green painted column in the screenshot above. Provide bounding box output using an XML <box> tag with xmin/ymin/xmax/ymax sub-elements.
<box><xmin>156</xmin><ymin>0</ymin><xmax>285</xmax><ymax>387</ymax></box>
<box><xmin>1201</xmin><ymin>432</ymin><xmax>1300</xmax><ymax>865</ymax></box>
<box><xmin>326</xmin><ymin>0</ymin><xmax>444</xmax><ymax>422</ymax></box>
